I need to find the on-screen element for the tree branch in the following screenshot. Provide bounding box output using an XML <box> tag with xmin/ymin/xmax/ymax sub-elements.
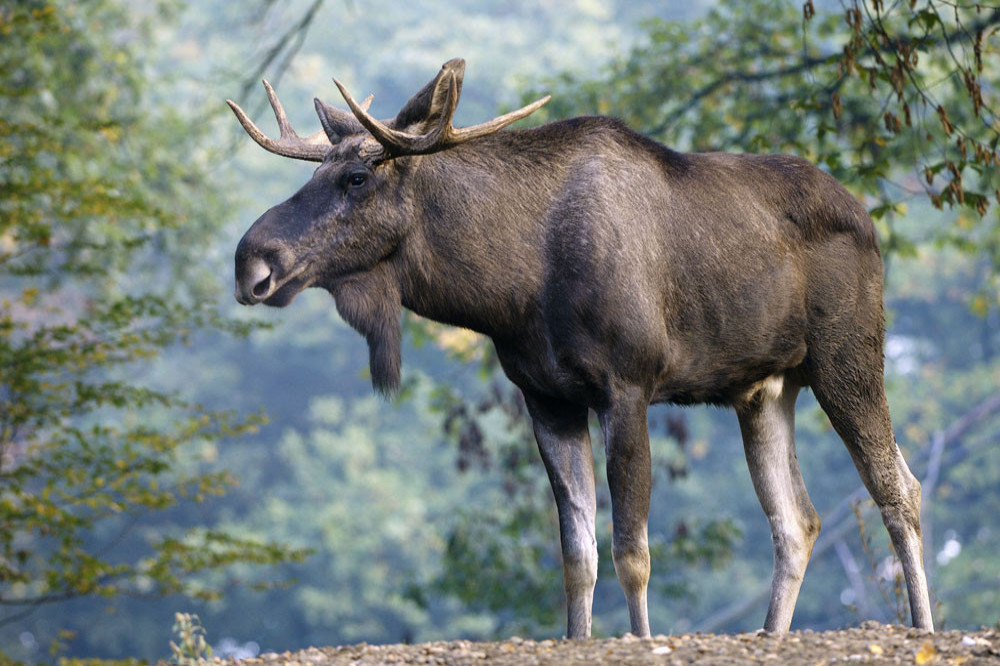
<box><xmin>239</xmin><ymin>0</ymin><xmax>326</xmax><ymax>107</ymax></box>
<box><xmin>834</xmin><ymin>538</ymin><xmax>887</xmax><ymax>623</ymax></box>
<box><xmin>649</xmin><ymin>54</ymin><xmax>834</xmax><ymax>138</ymax></box>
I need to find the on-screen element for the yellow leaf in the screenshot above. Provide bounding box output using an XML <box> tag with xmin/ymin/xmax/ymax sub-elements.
<box><xmin>915</xmin><ymin>641</ymin><xmax>937</xmax><ymax>664</ymax></box>
<box><xmin>869</xmin><ymin>644</ymin><xmax>884</xmax><ymax>655</ymax></box>
<box><xmin>432</xmin><ymin>325</ymin><xmax>486</xmax><ymax>361</ymax></box>
<box><xmin>970</xmin><ymin>294</ymin><xmax>989</xmax><ymax>317</ymax></box>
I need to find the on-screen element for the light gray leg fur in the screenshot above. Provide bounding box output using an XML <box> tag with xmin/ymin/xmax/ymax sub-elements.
<box><xmin>737</xmin><ymin>377</ymin><xmax>821</xmax><ymax>633</ymax></box>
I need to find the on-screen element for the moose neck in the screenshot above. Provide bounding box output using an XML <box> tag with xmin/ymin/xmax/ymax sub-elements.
<box><xmin>391</xmin><ymin>131</ymin><xmax>563</xmax><ymax>339</ymax></box>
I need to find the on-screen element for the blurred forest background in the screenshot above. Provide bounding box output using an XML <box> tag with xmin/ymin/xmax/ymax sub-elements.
<box><xmin>2</xmin><ymin>0</ymin><xmax>998</xmax><ymax>662</ymax></box>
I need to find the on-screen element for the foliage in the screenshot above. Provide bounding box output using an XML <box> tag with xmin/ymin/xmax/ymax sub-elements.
<box><xmin>432</xmin><ymin>506</ymin><xmax>562</xmax><ymax>630</ymax></box>
<box><xmin>876</xmin><ymin>247</ymin><xmax>1000</xmax><ymax>629</ymax></box>
<box><xmin>192</xmin><ymin>383</ymin><xmax>513</xmax><ymax>648</ymax></box>
<box><xmin>59</xmin><ymin>657</ymin><xmax>149</xmax><ymax>666</ymax></box>
<box><xmin>420</xmin><ymin>380</ymin><xmax>565</xmax><ymax>635</ymax></box>
<box><xmin>169</xmin><ymin>613</ymin><xmax>212</xmax><ymax>665</ymax></box>
<box><xmin>0</xmin><ymin>1</ymin><xmax>306</xmax><ymax>661</ymax></box>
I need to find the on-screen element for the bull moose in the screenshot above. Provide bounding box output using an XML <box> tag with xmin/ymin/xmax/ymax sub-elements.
<box><xmin>227</xmin><ymin>58</ymin><xmax>933</xmax><ymax>638</ymax></box>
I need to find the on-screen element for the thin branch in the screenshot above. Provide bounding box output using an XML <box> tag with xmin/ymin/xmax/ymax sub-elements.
<box><xmin>649</xmin><ymin>54</ymin><xmax>833</xmax><ymax>137</ymax></box>
<box><xmin>239</xmin><ymin>0</ymin><xmax>326</xmax><ymax>108</ymax></box>
<box><xmin>0</xmin><ymin>601</ymin><xmax>64</xmax><ymax>629</ymax></box>
<box><xmin>834</xmin><ymin>538</ymin><xmax>888</xmax><ymax>623</ymax></box>
<box><xmin>656</xmin><ymin>3</ymin><xmax>1000</xmax><ymax>146</ymax></box>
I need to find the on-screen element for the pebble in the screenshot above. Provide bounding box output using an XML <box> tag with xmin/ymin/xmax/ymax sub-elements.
<box><xmin>962</xmin><ymin>634</ymin><xmax>991</xmax><ymax>647</ymax></box>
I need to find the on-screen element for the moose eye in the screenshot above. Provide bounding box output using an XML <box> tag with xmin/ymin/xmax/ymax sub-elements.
<box><xmin>348</xmin><ymin>172</ymin><xmax>368</xmax><ymax>188</ymax></box>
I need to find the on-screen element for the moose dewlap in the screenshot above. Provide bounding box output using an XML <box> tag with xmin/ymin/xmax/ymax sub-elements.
<box><xmin>228</xmin><ymin>58</ymin><xmax>933</xmax><ymax>638</ymax></box>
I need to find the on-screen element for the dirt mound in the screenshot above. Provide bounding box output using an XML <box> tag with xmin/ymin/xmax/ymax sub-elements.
<box><xmin>214</xmin><ymin>622</ymin><xmax>1000</xmax><ymax>665</ymax></box>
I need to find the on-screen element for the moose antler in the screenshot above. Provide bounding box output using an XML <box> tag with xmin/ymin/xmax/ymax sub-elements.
<box><xmin>228</xmin><ymin>80</ymin><xmax>372</xmax><ymax>162</ymax></box>
<box><xmin>333</xmin><ymin>71</ymin><xmax>551</xmax><ymax>156</ymax></box>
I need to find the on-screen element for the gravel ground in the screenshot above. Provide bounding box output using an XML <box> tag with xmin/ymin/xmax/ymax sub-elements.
<box><xmin>188</xmin><ymin>622</ymin><xmax>999</xmax><ymax>665</ymax></box>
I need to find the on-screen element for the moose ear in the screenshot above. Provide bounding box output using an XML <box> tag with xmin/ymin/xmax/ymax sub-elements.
<box><xmin>314</xmin><ymin>97</ymin><xmax>367</xmax><ymax>144</ymax></box>
<box><xmin>391</xmin><ymin>58</ymin><xmax>465</xmax><ymax>135</ymax></box>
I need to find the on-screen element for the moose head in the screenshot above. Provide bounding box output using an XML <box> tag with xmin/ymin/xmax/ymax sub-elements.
<box><xmin>229</xmin><ymin>58</ymin><xmax>547</xmax><ymax>310</ymax></box>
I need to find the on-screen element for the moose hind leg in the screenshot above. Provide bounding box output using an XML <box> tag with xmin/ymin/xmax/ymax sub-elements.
<box><xmin>526</xmin><ymin>393</ymin><xmax>598</xmax><ymax>639</ymax></box>
<box><xmin>808</xmin><ymin>340</ymin><xmax>933</xmax><ymax>630</ymax></box>
<box><xmin>598</xmin><ymin>388</ymin><xmax>652</xmax><ymax>637</ymax></box>
<box><xmin>737</xmin><ymin>377</ymin><xmax>820</xmax><ymax>633</ymax></box>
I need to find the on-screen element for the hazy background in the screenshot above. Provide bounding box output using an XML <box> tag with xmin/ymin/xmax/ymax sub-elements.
<box><xmin>2</xmin><ymin>0</ymin><xmax>998</xmax><ymax>662</ymax></box>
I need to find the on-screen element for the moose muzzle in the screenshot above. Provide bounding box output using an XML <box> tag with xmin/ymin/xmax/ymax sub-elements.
<box><xmin>233</xmin><ymin>206</ymin><xmax>306</xmax><ymax>307</ymax></box>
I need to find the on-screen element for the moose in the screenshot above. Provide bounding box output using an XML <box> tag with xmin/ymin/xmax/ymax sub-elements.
<box><xmin>228</xmin><ymin>58</ymin><xmax>933</xmax><ymax>638</ymax></box>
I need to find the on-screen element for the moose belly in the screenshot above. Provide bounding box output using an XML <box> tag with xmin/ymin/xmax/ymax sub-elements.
<box><xmin>651</xmin><ymin>306</ymin><xmax>809</xmax><ymax>406</ymax></box>
<box><xmin>494</xmin><ymin>307</ymin><xmax>806</xmax><ymax>410</ymax></box>
<box><xmin>652</xmin><ymin>343</ymin><xmax>806</xmax><ymax>406</ymax></box>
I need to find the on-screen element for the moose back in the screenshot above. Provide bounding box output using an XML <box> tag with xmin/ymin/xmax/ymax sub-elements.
<box><xmin>228</xmin><ymin>58</ymin><xmax>933</xmax><ymax>638</ymax></box>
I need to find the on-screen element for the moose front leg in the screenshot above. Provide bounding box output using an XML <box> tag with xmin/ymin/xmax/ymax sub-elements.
<box><xmin>599</xmin><ymin>389</ymin><xmax>652</xmax><ymax>637</ymax></box>
<box><xmin>525</xmin><ymin>392</ymin><xmax>598</xmax><ymax>639</ymax></box>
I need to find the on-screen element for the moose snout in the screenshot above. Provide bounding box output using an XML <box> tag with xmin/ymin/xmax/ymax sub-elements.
<box><xmin>234</xmin><ymin>222</ymin><xmax>291</xmax><ymax>305</ymax></box>
<box><xmin>234</xmin><ymin>201</ymin><xmax>313</xmax><ymax>307</ymax></box>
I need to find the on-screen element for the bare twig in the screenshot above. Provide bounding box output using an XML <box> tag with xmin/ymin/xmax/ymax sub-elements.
<box><xmin>834</xmin><ymin>537</ymin><xmax>888</xmax><ymax>623</ymax></box>
<box><xmin>239</xmin><ymin>0</ymin><xmax>326</xmax><ymax>104</ymax></box>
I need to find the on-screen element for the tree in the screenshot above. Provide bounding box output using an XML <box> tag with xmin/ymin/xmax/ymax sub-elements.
<box><xmin>0</xmin><ymin>2</ymin><xmax>306</xmax><ymax>660</ymax></box>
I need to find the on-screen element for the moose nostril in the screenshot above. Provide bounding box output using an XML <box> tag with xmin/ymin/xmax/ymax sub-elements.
<box><xmin>251</xmin><ymin>272</ymin><xmax>272</xmax><ymax>298</ymax></box>
<box><xmin>238</xmin><ymin>257</ymin><xmax>274</xmax><ymax>302</ymax></box>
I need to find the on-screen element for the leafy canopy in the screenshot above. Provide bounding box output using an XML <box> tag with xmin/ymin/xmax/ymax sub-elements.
<box><xmin>0</xmin><ymin>0</ymin><xmax>307</xmax><ymax>650</ymax></box>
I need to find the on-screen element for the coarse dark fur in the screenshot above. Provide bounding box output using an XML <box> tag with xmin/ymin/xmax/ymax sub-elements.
<box><xmin>231</xmin><ymin>59</ymin><xmax>932</xmax><ymax>639</ymax></box>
